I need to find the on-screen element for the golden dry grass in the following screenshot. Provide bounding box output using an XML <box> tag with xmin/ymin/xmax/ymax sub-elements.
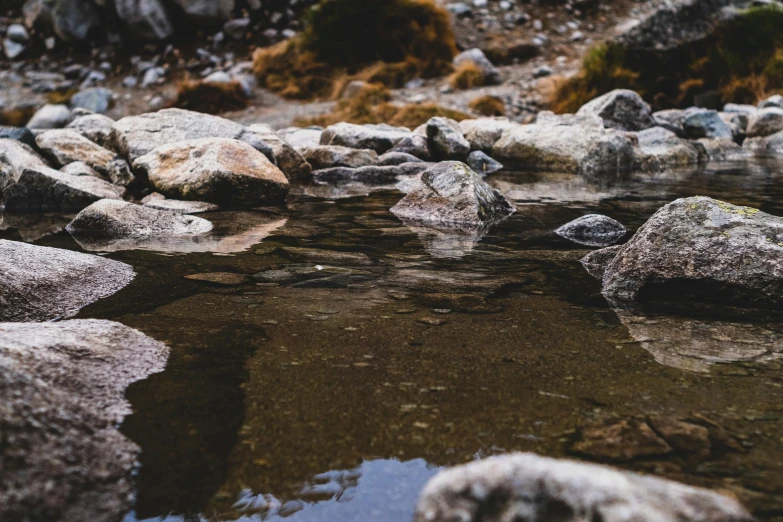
<box><xmin>448</xmin><ymin>62</ymin><xmax>485</xmax><ymax>90</ymax></box>
<box><xmin>173</xmin><ymin>80</ymin><xmax>249</xmax><ymax>114</ymax></box>
<box><xmin>469</xmin><ymin>95</ymin><xmax>505</xmax><ymax>116</ymax></box>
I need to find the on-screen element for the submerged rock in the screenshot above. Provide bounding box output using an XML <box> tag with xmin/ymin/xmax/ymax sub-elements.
<box><xmin>414</xmin><ymin>453</ymin><xmax>752</xmax><ymax>522</ymax></box>
<box><xmin>576</xmin><ymin>89</ymin><xmax>656</xmax><ymax>131</ymax></box>
<box><xmin>300</xmin><ymin>145</ymin><xmax>379</xmax><ymax>170</ymax></box>
<box><xmin>556</xmin><ymin>214</ymin><xmax>627</xmax><ymax>247</ymax></box>
<box><xmin>427</xmin><ymin>117</ymin><xmax>470</xmax><ymax>161</ymax></box>
<box><xmin>0</xmin><ymin>239</ymin><xmax>134</xmax><ymax>322</ymax></box>
<box><xmin>0</xmin><ymin>319</ymin><xmax>167</xmax><ymax>522</ymax></box>
<box><xmin>601</xmin><ymin>196</ymin><xmax>783</xmax><ymax>306</ymax></box>
<box><xmin>143</xmin><ymin>199</ymin><xmax>219</xmax><ymax>214</ymax></box>
<box><xmin>320</xmin><ymin>122</ymin><xmax>412</xmax><ymax>153</ymax></box>
<box><xmin>390</xmin><ymin>162</ymin><xmax>515</xmax><ymax>228</ymax></box>
<box><xmin>132</xmin><ymin>137</ymin><xmax>289</xmax><ymax>207</ymax></box>
<box><xmin>35</xmin><ymin>129</ymin><xmax>116</xmax><ymax>175</ymax></box>
<box><xmin>466</xmin><ymin>150</ymin><xmax>503</xmax><ymax>175</ymax></box>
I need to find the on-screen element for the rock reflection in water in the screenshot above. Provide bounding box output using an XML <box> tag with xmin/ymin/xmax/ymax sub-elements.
<box><xmin>294</xmin><ymin>176</ymin><xmax>420</xmax><ymax>200</ymax></box>
<box><xmin>0</xmin><ymin>211</ymin><xmax>74</xmax><ymax>241</ymax></box>
<box><xmin>401</xmin><ymin>221</ymin><xmax>488</xmax><ymax>259</ymax></box>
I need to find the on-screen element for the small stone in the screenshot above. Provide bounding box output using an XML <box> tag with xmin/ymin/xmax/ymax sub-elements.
<box><xmin>556</xmin><ymin>214</ymin><xmax>627</xmax><ymax>247</ymax></box>
<box><xmin>466</xmin><ymin>150</ymin><xmax>503</xmax><ymax>175</ymax></box>
<box><xmin>185</xmin><ymin>272</ymin><xmax>250</xmax><ymax>285</ymax></box>
<box><xmin>418</xmin><ymin>317</ymin><xmax>447</xmax><ymax>325</ymax></box>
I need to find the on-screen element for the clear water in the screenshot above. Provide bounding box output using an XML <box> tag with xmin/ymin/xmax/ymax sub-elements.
<box><xmin>4</xmin><ymin>159</ymin><xmax>783</xmax><ymax>521</ymax></box>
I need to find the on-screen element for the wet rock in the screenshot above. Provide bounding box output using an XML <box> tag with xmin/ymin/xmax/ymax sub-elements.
<box><xmin>601</xmin><ymin>196</ymin><xmax>783</xmax><ymax>306</ymax></box>
<box><xmin>427</xmin><ymin>117</ymin><xmax>470</xmax><ymax>161</ymax></box>
<box><xmin>3</xmin><ymin>165</ymin><xmax>124</xmax><ymax>212</ymax></box>
<box><xmin>144</xmin><ymin>199</ymin><xmax>219</xmax><ymax>214</ymax></box>
<box><xmin>378</xmin><ymin>151</ymin><xmax>424</xmax><ymax>166</ymax></box>
<box><xmin>0</xmin><ymin>319</ymin><xmax>167</xmax><ymax>522</ymax></box>
<box><xmin>633</xmin><ymin>126</ymin><xmax>703</xmax><ymax>170</ymax></box>
<box><xmin>132</xmin><ymin>137</ymin><xmax>289</xmax><ymax>206</ymax></box>
<box><xmin>0</xmin><ymin>126</ymin><xmax>36</xmax><ymax>148</ymax></box>
<box><xmin>746</xmin><ymin>107</ymin><xmax>783</xmax><ymax>138</ymax></box>
<box><xmin>758</xmin><ymin>94</ymin><xmax>783</xmax><ymax>109</ymax></box>
<box><xmin>278</xmin><ymin>246</ymin><xmax>373</xmax><ymax>266</ymax></box>
<box><xmin>453</xmin><ymin>48</ymin><xmax>501</xmax><ymax>85</ymax></box>
<box><xmin>114</xmin><ymin>0</ymin><xmax>174</xmax><ymax>41</ymax></box>
<box><xmin>246</xmin><ymin>123</ymin><xmax>312</xmax><ymax>180</ymax></box>
<box><xmin>743</xmin><ymin>130</ymin><xmax>783</xmax><ymax>154</ymax></box>
<box><xmin>556</xmin><ymin>214</ymin><xmax>626</xmax><ymax>247</ymax></box>
<box><xmin>35</xmin><ymin>129</ymin><xmax>116</xmax><ymax>175</ymax></box>
<box><xmin>580</xmin><ymin>245</ymin><xmax>623</xmax><ymax>279</ymax></box>
<box><xmin>253</xmin><ymin>264</ymin><xmax>372</xmax><ymax>287</ymax></box>
<box><xmin>492</xmin><ymin>112</ymin><xmax>636</xmax><ymax>174</ymax></box>
<box><xmin>682</xmin><ymin>109</ymin><xmax>733</xmax><ymax>139</ymax></box>
<box><xmin>466</xmin><ymin>150</ymin><xmax>503</xmax><ymax>175</ymax></box>
<box><xmin>390</xmin><ymin>161</ymin><xmax>515</xmax><ymax>228</ymax></box>
<box><xmin>459</xmin><ymin>117</ymin><xmax>519</xmax><ymax>152</ymax></box>
<box><xmin>111</xmin><ymin>108</ymin><xmax>275</xmax><ymax>163</ymax></box>
<box><xmin>313</xmin><ymin>163</ymin><xmax>430</xmax><ymax>184</ymax></box>
<box><xmin>23</xmin><ymin>0</ymin><xmax>101</xmax><ymax>42</ymax></box>
<box><xmin>300</xmin><ymin>145</ymin><xmax>379</xmax><ymax>170</ymax></box>
<box><xmin>66</xmin><ymin>113</ymin><xmax>115</xmax><ymax>148</ymax></box>
<box><xmin>320</xmin><ymin>122</ymin><xmax>412</xmax><ymax>153</ymax></box>
<box><xmin>697</xmin><ymin>137</ymin><xmax>750</xmax><ymax>161</ymax></box>
<box><xmin>0</xmin><ymin>240</ymin><xmax>134</xmax><ymax>321</ymax></box>
<box><xmin>576</xmin><ymin>89</ymin><xmax>656</xmax><ymax>131</ymax></box>
<box><xmin>573</xmin><ymin>418</ymin><xmax>674</xmax><ymax>460</ymax></box>
<box><xmin>388</xmin><ymin>134</ymin><xmax>432</xmax><ymax>160</ymax></box>
<box><xmin>0</xmin><ymin>138</ymin><xmax>48</xmax><ymax>193</ymax></box>
<box><xmin>26</xmin><ymin>104</ymin><xmax>70</xmax><ymax>129</ymax></box>
<box><xmin>70</xmin><ymin>87</ymin><xmax>113</xmax><ymax>114</ymax></box>
<box><xmin>61</xmin><ymin>161</ymin><xmax>101</xmax><ymax>178</ymax></box>
<box><xmin>414</xmin><ymin>453</ymin><xmax>752</xmax><ymax>522</ymax></box>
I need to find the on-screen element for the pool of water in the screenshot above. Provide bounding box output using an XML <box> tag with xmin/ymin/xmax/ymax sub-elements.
<box><xmin>5</xmin><ymin>159</ymin><xmax>783</xmax><ymax>521</ymax></box>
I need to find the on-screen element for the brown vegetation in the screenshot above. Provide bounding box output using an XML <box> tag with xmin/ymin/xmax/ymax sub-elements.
<box><xmin>0</xmin><ymin>107</ymin><xmax>36</xmax><ymax>127</ymax></box>
<box><xmin>469</xmin><ymin>95</ymin><xmax>506</xmax><ymax>116</ymax></box>
<box><xmin>173</xmin><ymin>80</ymin><xmax>248</xmax><ymax>115</ymax></box>
<box><xmin>448</xmin><ymin>62</ymin><xmax>485</xmax><ymax>90</ymax></box>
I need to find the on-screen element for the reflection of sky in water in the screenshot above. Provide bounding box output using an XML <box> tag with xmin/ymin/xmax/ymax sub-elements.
<box><xmin>125</xmin><ymin>458</ymin><xmax>440</xmax><ymax>522</ymax></box>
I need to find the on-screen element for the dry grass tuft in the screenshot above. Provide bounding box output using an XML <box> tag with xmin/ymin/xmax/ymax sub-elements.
<box><xmin>448</xmin><ymin>62</ymin><xmax>485</xmax><ymax>90</ymax></box>
<box><xmin>469</xmin><ymin>95</ymin><xmax>506</xmax><ymax>116</ymax></box>
<box><xmin>173</xmin><ymin>80</ymin><xmax>249</xmax><ymax>114</ymax></box>
<box><xmin>0</xmin><ymin>107</ymin><xmax>36</xmax><ymax>127</ymax></box>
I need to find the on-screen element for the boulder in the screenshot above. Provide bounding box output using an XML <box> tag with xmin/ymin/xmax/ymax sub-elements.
<box><xmin>0</xmin><ymin>138</ymin><xmax>48</xmax><ymax>193</ymax></box>
<box><xmin>2</xmin><ymin>165</ymin><xmax>124</xmax><ymax>212</ymax></box>
<box><xmin>427</xmin><ymin>117</ymin><xmax>471</xmax><ymax>161</ymax></box>
<box><xmin>61</xmin><ymin>161</ymin><xmax>101</xmax><ymax>178</ymax></box>
<box><xmin>0</xmin><ymin>240</ymin><xmax>134</xmax><ymax>322</ymax></box>
<box><xmin>320</xmin><ymin>122</ymin><xmax>412</xmax><ymax>153</ymax></box>
<box><xmin>378</xmin><ymin>151</ymin><xmax>424</xmax><ymax>165</ymax></box>
<box><xmin>388</xmin><ymin>134</ymin><xmax>432</xmax><ymax>160</ymax></box>
<box><xmin>278</xmin><ymin>126</ymin><xmax>322</xmax><ymax>148</ymax></box>
<box><xmin>113</xmin><ymin>0</ymin><xmax>175</xmax><ymax>41</ymax></box>
<box><xmin>580</xmin><ymin>245</ymin><xmax>624</xmax><ymax>279</ymax></box>
<box><xmin>312</xmin><ymin>162</ymin><xmax>431</xmax><ymax>184</ymax></box>
<box><xmin>132</xmin><ymin>137</ymin><xmax>289</xmax><ymax>206</ymax></box>
<box><xmin>466</xmin><ymin>150</ymin><xmax>503</xmax><ymax>175</ymax></box>
<box><xmin>697</xmin><ymin>137</ymin><xmax>750</xmax><ymax>161</ymax></box>
<box><xmin>390</xmin><ymin>161</ymin><xmax>515</xmax><ymax>228</ymax></box>
<box><xmin>576</xmin><ymin>89</ymin><xmax>656</xmax><ymax>131</ymax></box>
<box><xmin>26</xmin><ymin>104</ymin><xmax>70</xmax><ymax>129</ymax></box>
<box><xmin>107</xmin><ymin>157</ymin><xmax>135</xmax><ymax>187</ymax></box>
<box><xmin>0</xmin><ymin>126</ymin><xmax>36</xmax><ymax>148</ymax></box>
<box><xmin>300</xmin><ymin>145</ymin><xmax>379</xmax><ymax>170</ymax></box>
<box><xmin>70</xmin><ymin>87</ymin><xmax>113</xmax><ymax>114</ymax></box>
<box><xmin>652</xmin><ymin>109</ymin><xmax>686</xmax><ymax>136</ymax></box>
<box><xmin>492</xmin><ymin>112</ymin><xmax>636</xmax><ymax>174</ymax></box>
<box><xmin>746</xmin><ymin>107</ymin><xmax>783</xmax><ymax>138</ymax></box>
<box><xmin>453</xmin><ymin>48</ymin><xmax>501</xmax><ymax>85</ymax></box>
<box><xmin>23</xmin><ymin>0</ymin><xmax>101</xmax><ymax>42</ymax></box>
<box><xmin>172</xmin><ymin>0</ymin><xmax>235</xmax><ymax>25</ymax></box>
<box><xmin>143</xmin><ymin>199</ymin><xmax>219</xmax><ymax>214</ymax></box>
<box><xmin>682</xmin><ymin>109</ymin><xmax>733</xmax><ymax>139</ymax></box>
<box><xmin>723</xmin><ymin>103</ymin><xmax>757</xmax><ymax>114</ymax></box>
<box><xmin>414</xmin><ymin>453</ymin><xmax>752</xmax><ymax>522</ymax></box>
<box><xmin>66</xmin><ymin>113</ymin><xmax>115</xmax><ymax>148</ymax></box>
<box><xmin>0</xmin><ymin>319</ymin><xmax>167</xmax><ymax>522</ymax></box>
<box><xmin>35</xmin><ymin>129</ymin><xmax>115</xmax><ymax>175</ymax></box>
<box><xmin>110</xmin><ymin>108</ymin><xmax>275</xmax><ymax>163</ymax></box>
<box><xmin>246</xmin><ymin>123</ymin><xmax>312</xmax><ymax>180</ymax></box>
<box><xmin>600</xmin><ymin>196</ymin><xmax>783</xmax><ymax>306</ymax></box>
<box><xmin>458</xmin><ymin>117</ymin><xmax>519</xmax><ymax>152</ymax></box>
<box><xmin>758</xmin><ymin>94</ymin><xmax>783</xmax><ymax>109</ymax></box>
<box><xmin>556</xmin><ymin>214</ymin><xmax>627</xmax><ymax>247</ymax></box>
<box><xmin>633</xmin><ymin>126</ymin><xmax>703</xmax><ymax>171</ymax></box>
<box><xmin>743</xmin><ymin>129</ymin><xmax>783</xmax><ymax>154</ymax></box>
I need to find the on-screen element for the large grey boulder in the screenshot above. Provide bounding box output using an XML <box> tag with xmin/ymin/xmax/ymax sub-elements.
<box><xmin>576</xmin><ymin>89</ymin><xmax>656</xmax><ymax>131</ymax></box>
<box><xmin>415</xmin><ymin>453</ymin><xmax>752</xmax><ymax>522</ymax></box>
<box><xmin>599</xmin><ymin>196</ymin><xmax>783</xmax><ymax>306</ymax></box>
<box><xmin>35</xmin><ymin>129</ymin><xmax>116</xmax><ymax>175</ymax></box>
<box><xmin>390</xmin><ymin>161</ymin><xmax>515</xmax><ymax>228</ymax></box>
<box><xmin>0</xmin><ymin>319</ymin><xmax>167</xmax><ymax>522</ymax></box>
<box><xmin>26</xmin><ymin>104</ymin><xmax>70</xmax><ymax>129</ymax></box>
<box><xmin>556</xmin><ymin>214</ymin><xmax>627</xmax><ymax>247</ymax></box>
<box><xmin>492</xmin><ymin>112</ymin><xmax>636</xmax><ymax>174</ymax></box>
<box><xmin>458</xmin><ymin>118</ymin><xmax>519</xmax><ymax>153</ymax></box>
<box><xmin>172</xmin><ymin>0</ymin><xmax>235</xmax><ymax>25</ymax></box>
<box><xmin>23</xmin><ymin>0</ymin><xmax>101</xmax><ymax>42</ymax></box>
<box><xmin>746</xmin><ymin>107</ymin><xmax>783</xmax><ymax>138</ymax></box>
<box><xmin>0</xmin><ymin>138</ymin><xmax>48</xmax><ymax>193</ymax></box>
<box><xmin>0</xmin><ymin>240</ymin><xmax>134</xmax><ymax>322</ymax></box>
<box><xmin>453</xmin><ymin>48</ymin><xmax>501</xmax><ymax>85</ymax></box>
<box><xmin>299</xmin><ymin>145</ymin><xmax>379</xmax><ymax>170</ymax></box>
<box><xmin>113</xmin><ymin>0</ymin><xmax>175</xmax><ymax>41</ymax></box>
<box><xmin>320</xmin><ymin>122</ymin><xmax>412</xmax><ymax>153</ymax></box>
<box><xmin>2</xmin><ymin>165</ymin><xmax>124</xmax><ymax>212</ymax></box>
<box><xmin>653</xmin><ymin>109</ymin><xmax>687</xmax><ymax>136</ymax></box>
<box><xmin>427</xmin><ymin>117</ymin><xmax>471</xmax><ymax>161</ymax></box>
<box><xmin>132</xmin><ymin>137</ymin><xmax>289</xmax><ymax>206</ymax></box>
<box><xmin>682</xmin><ymin>109</ymin><xmax>733</xmax><ymax>139</ymax></box>
<box><xmin>110</xmin><ymin>108</ymin><xmax>275</xmax><ymax>163</ymax></box>
<box><xmin>246</xmin><ymin>123</ymin><xmax>312</xmax><ymax>180</ymax></box>
<box><xmin>633</xmin><ymin>126</ymin><xmax>703</xmax><ymax>171</ymax></box>
<box><xmin>66</xmin><ymin>113</ymin><xmax>115</xmax><ymax>148</ymax></box>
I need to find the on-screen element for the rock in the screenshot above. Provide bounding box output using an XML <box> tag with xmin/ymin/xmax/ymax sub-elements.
<box><xmin>312</xmin><ymin>162</ymin><xmax>431</xmax><ymax>184</ymax></box>
<box><xmin>697</xmin><ymin>137</ymin><xmax>749</xmax><ymax>161</ymax></box>
<box><xmin>61</xmin><ymin>161</ymin><xmax>101</xmax><ymax>178</ymax></box>
<box><xmin>279</xmin><ymin>126</ymin><xmax>322</xmax><ymax>148</ymax></box>
<box><xmin>0</xmin><ymin>240</ymin><xmax>134</xmax><ymax>321</ymax></box>
<box><xmin>378</xmin><ymin>151</ymin><xmax>425</xmax><ymax>166</ymax></box>
<box><xmin>492</xmin><ymin>112</ymin><xmax>636</xmax><ymax>174</ymax></box>
<box><xmin>556</xmin><ymin>214</ymin><xmax>627</xmax><ymax>247</ymax></box>
<box><xmin>533</xmin><ymin>65</ymin><xmax>553</xmax><ymax>78</ymax></box>
<box><xmin>758</xmin><ymin>94</ymin><xmax>783</xmax><ymax>109</ymax></box>
<box><xmin>633</xmin><ymin>126</ymin><xmax>703</xmax><ymax>171</ymax></box>
<box><xmin>0</xmin><ymin>126</ymin><xmax>36</xmax><ymax>148</ymax></box>
<box><xmin>3</xmin><ymin>38</ymin><xmax>24</xmax><ymax>59</ymax></box>
<box><xmin>132</xmin><ymin>137</ymin><xmax>289</xmax><ymax>207</ymax></box>
<box><xmin>141</xmin><ymin>66</ymin><xmax>165</xmax><ymax>87</ymax></box>
<box><xmin>466</xmin><ymin>150</ymin><xmax>503</xmax><ymax>175</ymax></box>
<box><xmin>746</xmin><ymin>107</ymin><xmax>783</xmax><ymax>137</ymax></box>
<box><xmin>107</xmin><ymin>157</ymin><xmax>135</xmax><ymax>187</ymax></box>
<box><xmin>458</xmin><ymin>117</ymin><xmax>518</xmax><ymax>152</ymax></box>
<box><xmin>26</xmin><ymin>104</ymin><xmax>70</xmax><ymax>129</ymax></box>
<box><xmin>719</xmin><ymin>111</ymin><xmax>748</xmax><ymax>137</ymax></box>
<box><xmin>653</xmin><ymin>109</ymin><xmax>686</xmax><ymax>136</ymax></box>
<box><xmin>415</xmin><ymin>453</ymin><xmax>752</xmax><ymax>522</ymax></box>
<box><xmin>723</xmin><ymin>103</ymin><xmax>757</xmax><ymax>115</ymax></box>
<box><xmin>682</xmin><ymin>108</ymin><xmax>733</xmax><ymax>139</ymax></box>
<box><xmin>2</xmin><ymin>165</ymin><xmax>124</xmax><ymax>212</ymax></box>
<box><xmin>70</xmin><ymin>87</ymin><xmax>113</xmax><ymax>114</ymax></box>
<box><xmin>580</xmin><ymin>245</ymin><xmax>624</xmax><ymax>279</ymax></box>
<box><xmin>601</xmin><ymin>196</ymin><xmax>783</xmax><ymax>305</ymax></box>
<box><xmin>23</xmin><ymin>0</ymin><xmax>101</xmax><ymax>42</ymax></box>
<box><xmin>390</xmin><ymin>161</ymin><xmax>515</xmax><ymax>228</ymax></box>
<box><xmin>35</xmin><ymin>129</ymin><xmax>116</xmax><ymax>175</ymax></box>
<box><xmin>743</xmin><ymin>129</ymin><xmax>783</xmax><ymax>154</ymax></box>
<box><xmin>114</xmin><ymin>0</ymin><xmax>174</xmax><ymax>41</ymax></box>
<box><xmin>320</xmin><ymin>122</ymin><xmax>412</xmax><ymax>153</ymax></box>
<box><xmin>143</xmin><ymin>199</ymin><xmax>218</xmax><ymax>214</ymax></box>
<box><xmin>572</xmin><ymin>418</ymin><xmax>674</xmax><ymax>461</ymax></box>
<box><xmin>111</xmin><ymin>108</ymin><xmax>275</xmax><ymax>163</ymax></box>
<box><xmin>172</xmin><ymin>0</ymin><xmax>235</xmax><ymax>25</ymax></box>
<box><xmin>299</xmin><ymin>145</ymin><xmax>379</xmax><ymax>170</ymax></box>
<box><xmin>388</xmin><ymin>134</ymin><xmax>432</xmax><ymax>160</ymax></box>
<box><xmin>245</xmin><ymin>123</ymin><xmax>312</xmax><ymax>180</ymax></box>
<box><xmin>0</xmin><ymin>138</ymin><xmax>48</xmax><ymax>193</ymax></box>
<box><xmin>66</xmin><ymin>113</ymin><xmax>115</xmax><ymax>147</ymax></box>
<box><xmin>185</xmin><ymin>272</ymin><xmax>249</xmax><ymax>284</ymax></box>
<box><xmin>7</xmin><ymin>24</ymin><xmax>30</xmax><ymax>42</ymax></box>
<box><xmin>427</xmin><ymin>117</ymin><xmax>471</xmax><ymax>161</ymax></box>
<box><xmin>453</xmin><ymin>48</ymin><xmax>501</xmax><ymax>85</ymax></box>
<box><xmin>224</xmin><ymin>18</ymin><xmax>250</xmax><ymax>39</ymax></box>
<box><xmin>0</xmin><ymin>319</ymin><xmax>167</xmax><ymax>522</ymax></box>
<box><xmin>576</xmin><ymin>89</ymin><xmax>656</xmax><ymax>131</ymax></box>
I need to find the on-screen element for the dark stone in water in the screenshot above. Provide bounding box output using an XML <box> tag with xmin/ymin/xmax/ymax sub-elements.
<box><xmin>556</xmin><ymin>214</ymin><xmax>627</xmax><ymax>247</ymax></box>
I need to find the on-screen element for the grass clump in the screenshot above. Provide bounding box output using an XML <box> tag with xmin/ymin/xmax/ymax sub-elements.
<box><xmin>0</xmin><ymin>107</ymin><xmax>36</xmax><ymax>127</ymax></box>
<box><xmin>253</xmin><ymin>0</ymin><xmax>457</xmax><ymax>100</ymax></box>
<box><xmin>448</xmin><ymin>62</ymin><xmax>485</xmax><ymax>90</ymax></box>
<box><xmin>550</xmin><ymin>5</ymin><xmax>783</xmax><ymax>111</ymax></box>
<box><xmin>173</xmin><ymin>80</ymin><xmax>248</xmax><ymax>114</ymax></box>
<box><xmin>296</xmin><ymin>82</ymin><xmax>471</xmax><ymax>129</ymax></box>
<box><xmin>469</xmin><ymin>95</ymin><xmax>506</xmax><ymax>116</ymax></box>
